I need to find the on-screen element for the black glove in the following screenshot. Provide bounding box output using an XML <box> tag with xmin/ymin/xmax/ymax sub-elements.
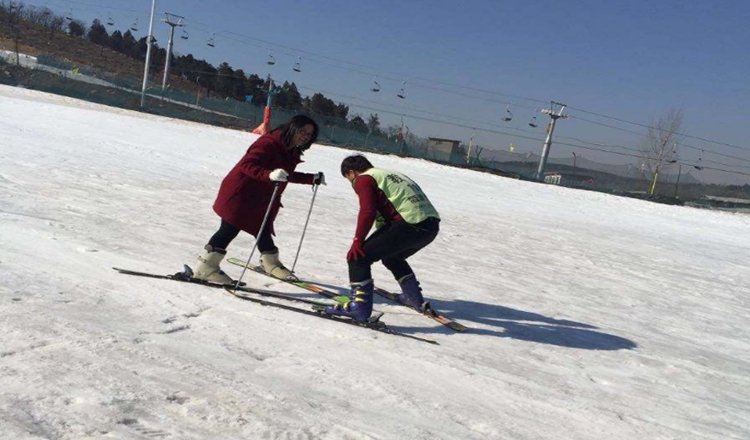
<box><xmin>313</xmin><ymin>172</ymin><xmax>326</xmax><ymax>185</ymax></box>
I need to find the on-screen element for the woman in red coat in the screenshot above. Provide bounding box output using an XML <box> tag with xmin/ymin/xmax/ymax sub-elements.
<box><xmin>194</xmin><ymin>115</ymin><xmax>324</xmax><ymax>284</ymax></box>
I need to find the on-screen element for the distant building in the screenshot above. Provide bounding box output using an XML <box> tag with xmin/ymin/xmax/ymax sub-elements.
<box><xmin>427</xmin><ymin>137</ymin><xmax>462</xmax><ymax>163</ymax></box>
<box><xmin>544</xmin><ymin>171</ymin><xmax>595</xmax><ymax>186</ymax></box>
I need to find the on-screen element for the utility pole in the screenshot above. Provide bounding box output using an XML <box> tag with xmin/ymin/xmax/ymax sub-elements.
<box><xmin>140</xmin><ymin>0</ymin><xmax>157</xmax><ymax>108</ymax></box>
<box><xmin>535</xmin><ymin>101</ymin><xmax>568</xmax><ymax>181</ymax></box>
<box><xmin>161</xmin><ymin>13</ymin><xmax>184</xmax><ymax>90</ymax></box>
<box><xmin>466</xmin><ymin>130</ymin><xmax>475</xmax><ymax>165</ymax></box>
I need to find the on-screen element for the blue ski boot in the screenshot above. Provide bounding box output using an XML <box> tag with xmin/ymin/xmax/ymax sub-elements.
<box><xmin>397</xmin><ymin>274</ymin><xmax>427</xmax><ymax>311</ymax></box>
<box><xmin>325</xmin><ymin>280</ymin><xmax>374</xmax><ymax>322</ymax></box>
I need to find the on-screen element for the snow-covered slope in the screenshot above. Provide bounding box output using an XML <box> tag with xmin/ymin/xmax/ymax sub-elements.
<box><xmin>1</xmin><ymin>85</ymin><xmax>748</xmax><ymax>439</ymax></box>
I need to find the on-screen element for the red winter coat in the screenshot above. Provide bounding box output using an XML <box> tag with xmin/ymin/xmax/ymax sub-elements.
<box><xmin>213</xmin><ymin>130</ymin><xmax>315</xmax><ymax>236</ymax></box>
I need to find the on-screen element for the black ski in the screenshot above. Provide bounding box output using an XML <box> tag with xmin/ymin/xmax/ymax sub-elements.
<box><xmin>222</xmin><ymin>287</ymin><xmax>435</xmax><ymax>344</ymax></box>
<box><xmin>113</xmin><ymin>267</ymin><xmax>438</xmax><ymax>345</ymax></box>
<box><xmin>373</xmin><ymin>287</ymin><xmax>467</xmax><ymax>332</ymax></box>
<box><xmin>113</xmin><ymin>266</ymin><xmax>335</xmax><ymax>307</ymax></box>
<box><xmin>227</xmin><ymin>258</ymin><xmax>467</xmax><ymax>332</ymax></box>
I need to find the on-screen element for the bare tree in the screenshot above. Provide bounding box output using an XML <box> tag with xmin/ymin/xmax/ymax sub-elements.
<box><xmin>640</xmin><ymin>108</ymin><xmax>683</xmax><ymax>195</ymax></box>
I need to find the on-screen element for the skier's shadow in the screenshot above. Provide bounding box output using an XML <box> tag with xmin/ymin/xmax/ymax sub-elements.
<box><xmin>308</xmin><ymin>283</ymin><xmax>636</xmax><ymax>351</ymax></box>
<box><xmin>409</xmin><ymin>298</ymin><xmax>636</xmax><ymax>351</ymax></box>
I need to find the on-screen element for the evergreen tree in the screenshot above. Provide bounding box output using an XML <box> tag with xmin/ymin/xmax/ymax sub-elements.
<box><xmin>108</xmin><ymin>30</ymin><xmax>123</xmax><ymax>52</ymax></box>
<box><xmin>367</xmin><ymin>113</ymin><xmax>381</xmax><ymax>133</ymax></box>
<box><xmin>87</xmin><ymin>19</ymin><xmax>109</xmax><ymax>45</ymax></box>
<box><xmin>67</xmin><ymin>19</ymin><xmax>86</xmax><ymax>37</ymax></box>
<box><xmin>350</xmin><ymin>115</ymin><xmax>367</xmax><ymax>132</ymax></box>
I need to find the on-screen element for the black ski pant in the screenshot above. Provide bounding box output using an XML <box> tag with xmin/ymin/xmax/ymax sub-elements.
<box><xmin>208</xmin><ymin>219</ymin><xmax>277</xmax><ymax>253</ymax></box>
<box><xmin>349</xmin><ymin>217</ymin><xmax>440</xmax><ymax>283</ymax></box>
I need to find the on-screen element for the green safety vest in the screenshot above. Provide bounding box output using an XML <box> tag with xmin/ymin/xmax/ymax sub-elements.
<box><xmin>361</xmin><ymin>168</ymin><xmax>440</xmax><ymax>226</ymax></box>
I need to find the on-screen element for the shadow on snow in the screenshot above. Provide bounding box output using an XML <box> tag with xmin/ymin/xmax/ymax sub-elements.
<box><xmin>303</xmin><ymin>282</ymin><xmax>637</xmax><ymax>351</ymax></box>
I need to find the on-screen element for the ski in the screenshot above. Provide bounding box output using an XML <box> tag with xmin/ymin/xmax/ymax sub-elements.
<box><xmin>223</xmin><ymin>287</ymin><xmax>436</xmax><ymax>345</ymax></box>
<box><xmin>112</xmin><ymin>266</ymin><xmax>335</xmax><ymax>307</ymax></box>
<box><xmin>113</xmin><ymin>267</ymin><xmax>437</xmax><ymax>345</ymax></box>
<box><xmin>226</xmin><ymin>257</ymin><xmax>348</xmax><ymax>302</ymax></box>
<box><xmin>227</xmin><ymin>257</ymin><xmax>467</xmax><ymax>332</ymax></box>
<box><xmin>373</xmin><ymin>287</ymin><xmax>467</xmax><ymax>332</ymax></box>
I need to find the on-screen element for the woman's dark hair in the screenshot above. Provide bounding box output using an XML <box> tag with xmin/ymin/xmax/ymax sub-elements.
<box><xmin>341</xmin><ymin>154</ymin><xmax>373</xmax><ymax>176</ymax></box>
<box><xmin>273</xmin><ymin>115</ymin><xmax>319</xmax><ymax>151</ymax></box>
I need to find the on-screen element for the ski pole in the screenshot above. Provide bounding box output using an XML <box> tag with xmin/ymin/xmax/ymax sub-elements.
<box><xmin>235</xmin><ymin>183</ymin><xmax>281</xmax><ymax>289</ymax></box>
<box><xmin>291</xmin><ymin>183</ymin><xmax>320</xmax><ymax>272</ymax></box>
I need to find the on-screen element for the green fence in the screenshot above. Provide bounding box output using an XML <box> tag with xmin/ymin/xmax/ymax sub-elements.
<box><xmin>1</xmin><ymin>53</ymin><xmax>430</xmax><ymax>156</ymax></box>
<box><xmin>4</xmin><ymin>53</ymin><xmax>747</xmax><ymax>205</ymax></box>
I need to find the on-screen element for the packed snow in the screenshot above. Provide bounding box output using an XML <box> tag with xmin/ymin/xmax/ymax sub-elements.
<box><xmin>1</xmin><ymin>85</ymin><xmax>749</xmax><ymax>439</ymax></box>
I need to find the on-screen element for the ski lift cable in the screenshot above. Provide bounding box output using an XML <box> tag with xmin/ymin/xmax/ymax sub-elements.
<box><xmin>179</xmin><ymin>17</ymin><xmax>746</xmax><ymax>153</ymax></box>
<box><xmin>43</xmin><ymin>0</ymin><xmax>146</xmax><ymax>16</ymax></box>
<box><xmin>568</xmin><ymin>110</ymin><xmax>749</xmax><ymax>152</ymax></box>
<box><xmin>180</xmin><ymin>18</ymin><xmax>547</xmax><ymax>106</ymax></box>
<box><xmin>285</xmin><ymin>88</ymin><xmax>750</xmax><ymax>178</ymax></box>
<box><xmin>296</xmin><ymin>85</ymin><xmax>547</xmax><ymax>140</ymax></box>
<box><xmin>568</xmin><ymin>115</ymin><xmax>750</xmax><ymax>161</ymax></box>
<box><xmin>170</xmin><ymin>19</ymin><xmax>541</xmax><ymax>110</ymax></box>
<box><xmin>552</xmin><ymin>134</ymin><xmax>750</xmax><ymax>169</ymax></box>
<box><xmin>43</xmin><ymin>3</ymin><xmax>745</xmax><ymax>155</ymax></box>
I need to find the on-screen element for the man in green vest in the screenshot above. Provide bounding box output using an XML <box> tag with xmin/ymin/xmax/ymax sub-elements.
<box><xmin>326</xmin><ymin>155</ymin><xmax>441</xmax><ymax>322</ymax></box>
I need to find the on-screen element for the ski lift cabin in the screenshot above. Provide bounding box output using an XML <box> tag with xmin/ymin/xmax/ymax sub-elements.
<box><xmin>370</xmin><ymin>76</ymin><xmax>381</xmax><ymax>93</ymax></box>
<box><xmin>397</xmin><ymin>81</ymin><xmax>406</xmax><ymax>99</ymax></box>
<box><xmin>528</xmin><ymin>110</ymin><xmax>539</xmax><ymax>128</ymax></box>
<box><xmin>501</xmin><ymin>104</ymin><xmax>513</xmax><ymax>122</ymax></box>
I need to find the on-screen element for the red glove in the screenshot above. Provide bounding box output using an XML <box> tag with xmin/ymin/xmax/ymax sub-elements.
<box><xmin>347</xmin><ymin>238</ymin><xmax>366</xmax><ymax>261</ymax></box>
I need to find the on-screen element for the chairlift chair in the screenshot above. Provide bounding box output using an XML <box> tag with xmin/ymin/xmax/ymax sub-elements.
<box><xmin>501</xmin><ymin>104</ymin><xmax>513</xmax><ymax>122</ymax></box>
<box><xmin>207</xmin><ymin>33</ymin><xmax>215</xmax><ymax>48</ymax></box>
<box><xmin>106</xmin><ymin>16</ymin><xmax>114</xmax><ymax>26</ymax></box>
<box><xmin>130</xmin><ymin>18</ymin><xmax>139</xmax><ymax>32</ymax></box>
<box><xmin>528</xmin><ymin>110</ymin><xmax>538</xmax><ymax>128</ymax></box>
<box><xmin>293</xmin><ymin>56</ymin><xmax>301</xmax><ymax>72</ymax></box>
<box><xmin>694</xmin><ymin>150</ymin><xmax>704</xmax><ymax>170</ymax></box>
<box><xmin>370</xmin><ymin>75</ymin><xmax>381</xmax><ymax>93</ymax></box>
<box><xmin>397</xmin><ymin>81</ymin><xmax>406</xmax><ymax>99</ymax></box>
<box><xmin>266</xmin><ymin>50</ymin><xmax>276</xmax><ymax>65</ymax></box>
<box><xmin>65</xmin><ymin>8</ymin><xmax>73</xmax><ymax>21</ymax></box>
<box><xmin>181</xmin><ymin>29</ymin><xmax>189</xmax><ymax>40</ymax></box>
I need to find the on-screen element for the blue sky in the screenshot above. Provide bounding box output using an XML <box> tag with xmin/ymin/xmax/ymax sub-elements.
<box><xmin>33</xmin><ymin>0</ymin><xmax>750</xmax><ymax>184</ymax></box>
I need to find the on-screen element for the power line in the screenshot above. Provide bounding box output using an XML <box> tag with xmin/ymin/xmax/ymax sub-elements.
<box><xmin>569</xmin><ymin>114</ymin><xmax>750</xmax><ymax>164</ymax></box>
<box><xmin>568</xmin><ymin>105</ymin><xmax>749</xmax><ymax>153</ymax></box>
<box><xmin>24</xmin><ymin>0</ymin><xmax>750</xmax><ymax>176</ymax></box>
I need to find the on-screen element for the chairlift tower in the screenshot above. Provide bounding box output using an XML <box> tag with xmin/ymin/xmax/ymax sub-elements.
<box><xmin>535</xmin><ymin>101</ymin><xmax>568</xmax><ymax>181</ymax></box>
<box><xmin>140</xmin><ymin>0</ymin><xmax>157</xmax><ymax>108</ymax></box>
<box><xmin>161</xmin><ymin>13</ymin><xmax>185</xmax><ymax>90</ymax></box>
